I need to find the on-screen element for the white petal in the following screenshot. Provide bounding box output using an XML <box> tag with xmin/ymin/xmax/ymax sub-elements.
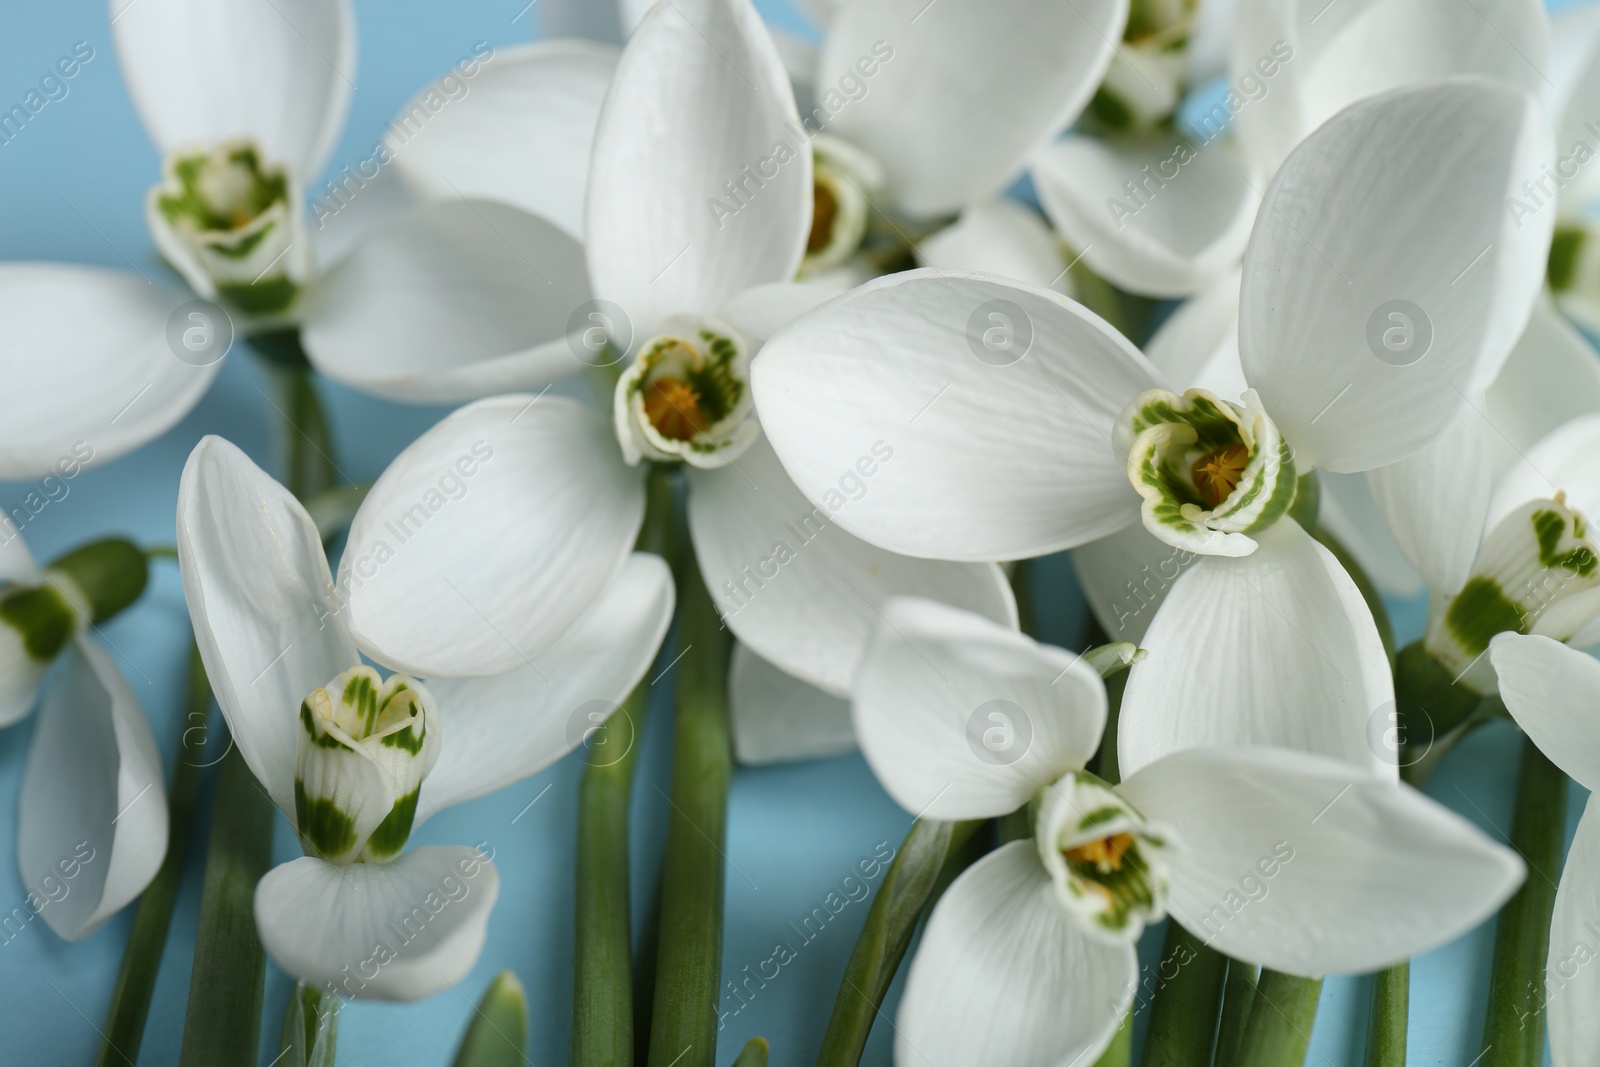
<box><xmin>0</xmin><ymin>264</ymin><xmax>219</xmax><ymax>479</ymax></box>
<box><xmin>754</xmin><ymin>270</ymin><xmax>1160</xmax><ymax>561</ymax></box>
<box><xmin>1368</xmin><ymin>405</ymin><xmax>1489</xmax><ymax>596</ymax></box>
<box><xmin>178</xmin><ymin>436</ymin><xmax>357</xmax><ymax>819</ymax></box>
<box><xmin>111</xmin><ymin>0</ymin><xmax>355</xmax><ymax>180</ymax></box>
<box><xmin>386</xmin><ymin>41</ymin><xmax>619</xmax><ymax>240</ymax></box>
<box><xmin>1143</xmin><ymin>268</ymin><xmax>1248</xmax><ymax>399</ymax></box>
<box><xmin>1547</xmin><ymin>795</ymin><xmax>1600</xmax><ymax>1067</ymax></box>
<box><xmin>687</xmin><ymin>434</ymin><xmax>1015</xmax><ymax>695</ymax></box>
<box><xmin>0</xmin><ymin>515</ymin><xmax>39</xmax><ymax>585</ymax></box>
<box><xmin>1032</xmin><ymin>134</ymin><xmax>1257</xmax><ymax>299</ymax></box>
<box><xmin>18</xmin><ymin>641</ymin><xmax>167</xmax><ymax>941</ymax></box>
<box><xmin>1119</xmin><ymin>746</ymin><xmax>1525</xmax><ymax>975</ymax></box>
<box><xmin>1484</xmin><ymin>297</ymin><xmax>1600</xmax><ymax>481</ymax></box>
<box><xmin>341</xmin><ymin>396</ymin><xmax>644</xmax><ymax>678</ymax></box>
<box><xmin>1240</xmin><ymin>79</ymin><xmax>1552</xmax><ymax>473</ymax></box>
<box><xmin>416</xmin><ymin>553</ymin><xmax>673</xmax><ymax>822</ymax></box>
<box><xmin>1315</xmin><ymin>470</ymin><xmax>1425</xmax><ymax>598</ymax></box>
<box><xmin>1487</xmin><ymin>412</ymin><xmax>1600</xmax><ymax>536</ymax></box>
<box><xmin>301</xmin><ymin>200</ymin><xmax>592</xmax><ymax>403</ymax></box>
<box><xmin>819</xmin><ymin>0</ymin><xmax>1127</xmax><ymax>217</ymax></box>
<box><xmin>254</xmin><ymin>846</ymin><xmax>499</xmax><ymax>1000</ymax></box>
<box><xmin>586</xmin><ymin>0</ymin><xmax>810</xmax><ymax>336</ymax></box>
<box><xmin>728</xmin><ymin>642</ymin><xmax>856</xmax><ymax>764</ymax></box>
<box><xmin>853</xmin><ymin>598</ymin><xmax>1106</xmax><ymax>820</ymax></box>
<box><xmin>1490</xmin><ymin>633</ymin><xmax>1600</xmax><ymax>792</ymax></box>
<box><xmin>718</xmin><ymin>281</ymin><xmax>846</xmax><ymax>344</ymax></box>
<box><xmin>1119</xmin><ymin>519</ymin><xmax>1393</xmax><ymax>778</ymax></box>
<box><xmin>915</xmin><ymin>199</ymin><xmax>1070</xmax><ymax>293</ymax></box>
<box><xmin>898</xmin><ymin>842</ymin><xmax>1135</xmax><ymax>1067</ymax></box>
<box><xmin>0</xmin><ymin>644</ymin><xmax>50</xmax><ymax>730</ymax></box>
<box><xmin>1072</xmin><ymin>522</ymin><xmax>1195</xmax><ymax>645</ymax></box>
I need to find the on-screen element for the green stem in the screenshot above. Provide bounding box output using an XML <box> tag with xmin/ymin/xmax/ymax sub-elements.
<box><xmin>1363</xmin><ymin>962</ymin><xmax>1408</xmax><ymax>1067</ymax></box>
<box><xmin>1092</xmin><ymin>667</ymin><xmax>1129</xmax><ymax>786</ymax></box>
<box><xmin>1215</xmin><ymin>960</ymin><xmax>1259</xmax><ymax>1067</ymax></box>
<box><xmin>1141</xmin><ymin>922</ymin><xmax>1228</xmax><ymax>1067</ymax></box>
<box><xmin>1010</xmin><ymin>558</ymin><xmax>1035</xmax><ymax>637</ymax></box>
<box><xmin>1091</xmin><ymin>1016</ymin><xmax>1132</xmax><ymax>1067</ymax></box>
<box><xmin>275</xmin><ymin>981</ymin><xmax>339</xmax><ymax>1067</ymax></box>
<box><xmin>452</xmin><ymin>972</ymin><xmax>529</xmax><ymax>1067</ymax></box>
<box><xmin>813</xmin><ymin>819</ymin><xmax>984</xmax><ymax>1067</ymax></box>
<box><xmin>255</xmin><ymin>331</ymin><xmax>341</xmax><ymax>504</ymax></box>
<box><xmin>95</xmin><ymin>644</ymin><xmax>211</xmax><ymax>1067</ymax></box>
<box><xmin>178</xmin><ymin>744</ymin><xmax>275</xmax><ymax>1066</ymax></box>
<box><xmin>732</xmin><ymin>1037</ymin><xmax>770</xmax><ymax>1067</ymax></box>
<box><xmin>996</xmin><ymin>806</ymin><xmax>1032</xmax><ymax>845</ymax></box>
<box><xmin>646</xmin><ymin>549</ymin><xmax>734</xmax><ymax>1067</ymax></box>
<box><xmin>1236</xmin><ymin>970</ymin><xmax>1323</xmax><ymax>1067</ymax></box>
<box><xmin>1480</xmin><ymin>736</ymin><xmax>1568</xmax><ymax>1067</ymax></box>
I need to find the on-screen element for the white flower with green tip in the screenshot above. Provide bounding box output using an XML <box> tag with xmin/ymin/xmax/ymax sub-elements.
<box><xmin>854</xmin><ymin>597</ymin><xmax>1523</xmax><ymax>1067</ymax></box>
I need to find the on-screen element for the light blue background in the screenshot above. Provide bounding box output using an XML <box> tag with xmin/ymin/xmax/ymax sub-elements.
<box><xmin>0</xmin><ymin>1</ymin><xmax>1585</xmax><ymax>1064</ymax></box>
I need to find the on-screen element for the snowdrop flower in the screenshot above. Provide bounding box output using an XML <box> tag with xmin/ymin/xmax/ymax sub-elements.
<box><xmin>177</xmin><ymin>436</ymin><xmax>671</xmax><ymax>997</ymax></box>
<box><xmin>0</xmin><ymin>524</ymin><xmax>167</xmax><ymax>942</ymax></box>
<box><xmin>755</xmin><ymin>79</ymin><xmax>1551</xmax><ymax>775</ymax></box>
<box><xmin>329</xmin><ymin>0</ymin><xmax>1016</xmax><ymax>720</ymax></box>
<box><xmin>854</xmin><ymin>598</ymin><xmax>1523</xmax><ymax>1067</ymax></box>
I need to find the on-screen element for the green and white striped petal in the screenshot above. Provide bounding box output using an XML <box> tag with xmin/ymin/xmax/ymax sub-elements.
<box><xmin>1035</xmin><ymin>773</ymin><xmax>1171</xmax><ymax>941</ymax></box>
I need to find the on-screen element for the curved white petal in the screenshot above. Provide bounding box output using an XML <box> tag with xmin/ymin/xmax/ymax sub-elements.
<box><xmin>0</xmin><ymin>264</ymin><xmax>219</xmax><ymax>479</ymax></box>
<box><xmin>1484</xmin><ymin>297</ymin><xmax>1600</xmax><ymax>481</ymax></box>
<box><xmin>1072</xmin><ymin>522</ymin><xmax>1196</xmax><ymax>645</ymax></box>
<box><xmin>1316</xmin><ymin>470</ymin><xmax>1424</xmax><ymax>598</ymax></box>
<box><xmin>0</xmin><ymin>515</ymin><xmax>39</xmax><ymax>586</ymax></box>
<box><xmin>1240</xmin><ymin>79</ymin><xmax>1552</xmax><ymax>473</ymax></box>
<box><xmin>1032</xmin><ymin>134</ymin><xmax>1258</xmax><ymax>298</ymax></box>
<box><xmin>1144</xmin><ymin>268</ymin><xmax>1248</xmax><ymax>399</ymax></box>
<box><xmin>1119</xmin><ymin>519</ymin><xmax>1392</xmax><ymax>778</ymax></box>
<box><xmin>915</xmin><ymin>199</ymin><xmax>1069</xmax><ymax>293</ymax></box>
<box><xmin>819</xmin><ymin>0</ymin><xmax>1128</xmax><ymax>217</ymax></box>
<box><xmin>1368</xmin><ymin>405</ymin><xmax>1489</xmax><ymax>597</ymax></box>
<box><xmin>1122</xmin><ymin>746</ymin><xmax>1524</xmax><ymax>975</ymax></box>
<box><xmin>898</xmin><ymin>842</ymin><xmax>1136</xmax><ymax>1067</ymax></box>
<box><xmin>302</xmin><ymin>199</ymin><xmax>592</xmax><ymax>403</ymax></box>
<box><xmin>18</xmin><ymin>641</ymin><xmax>167</xmax><ymax>941</ymax></box>
<box><xmin>417</xmin><ymin>553</ymin><xmax>673</xmax><ymax>822</ymax></box>
<box><xmin>1547</xmin><ymin>796</ymin><xmax>1600</xmax><ymax>1067</ymax></box>
<box><xmin>341</xmin><ymin>396</ymin><xmax>645</xmax><ymax>678</ymax></box>
<box><xmin>687</xmin><ymin>434</ymin><xmax>1015</xmax><ymax>696</ymax></box>
<box><xmin>754</xmin><ymin>270</ymin><xmax>1160</xmax><ymax>561</ymax></box>
<box><xmin>586</xmin><ymin>0</ymin><xmax>810</xmax><ymax>336</ymax></box>
<box><xmin>1486</xmin><ymin>413</ymin><xmax>1600</xmax><ymax>533</ymax></box>
<box><xmin>178</xmin><ymin>436</ymin><xmax>356</xmax><ymax>819</ymax></box>
<box><xmin>386</xmin><ymin>41</ymin><xmax>619</xmax><ymax>240</ymax></box>
<box><xmin>718</xmin><ymin>281</ymin><xmax>846</xmax><ymax>344</ymax></box>
<box><xmin>0</xmin><ymin>524</ymin><xmax>47</xmax><ymax>726</ymax></box>
<box><xmin>1490</xmin><ymin>634</ymin><xmax>1600</xmax><ymax>792</ymax></box>
<box><xmin>854</xmin><ymin>598</ymin><xmax>1106</xmax><ymax>820</ymax></box>
<box><xmin>728</xmin><ymin>642</ymin><xmax>856</xmax><ymax>764</ymax></box>
<box><xmin>111</xmin><ymin>0</ymin><xmax>355</xmax><ymax>180</ymax></box>
<box><xmin>255</xmin><ymin>846</ymin><xmax>499</xmax><ymax>1000</ymax></box>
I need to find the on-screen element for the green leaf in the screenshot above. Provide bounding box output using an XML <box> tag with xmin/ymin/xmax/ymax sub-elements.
<box><xmin>452</xmin><ymin>972</ymin><xmax>529</xmax><ymax>1067</ymax></box>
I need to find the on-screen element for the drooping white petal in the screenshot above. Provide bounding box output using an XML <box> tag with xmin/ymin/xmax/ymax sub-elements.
<box><xmin>0</xmin><ymin>265</ymin><xmax>220</xmax><ymax>479</ymax></box>
<box><xmin>1073</xmin><ymin>522</ymin><xmax>1195</xmax><ymax>645</ymax></box>
<box><xmin>385</xmin><ymin>41</ymin><xmax>619</xmax><ymax>240</ymax></box>
<box><xmin>416</xmin><ymin>553</ymin><xmax>673</xmax><ymax>822</ymax></box>
<box><xmin>254</xmin><ymin>846</ymin><xmax>498</xmax><ymax>1000</ymax></box>
<box><xmin>1119</xmin><ymin>519</ymin><xmax>1392</xmax><ymax>778</ymax></box>
<box><xmin>178</xmin><ymin>436</ymin><xmax>358</xmax><ymax>819</ymax></box>
<box><xmin>1490</xmin><ymin>634</ymin><xmax>1600</xmax><ymax>792</ymax></box>
<box><xmin>1119</xmin><ymin>746</ymin><xmax>1525</xmax><ymax>975</ymax></box>
<box><xmin>687</xmin><ymin>434</ymin><xmax>1015</xmax><ymax>696</ymax></box>
<box><xmin>1240</xmin><ymin>79</ymin><xmax>1552</xmax><ymax>473</ymax></box>
<box><xmin>915</xmin><ymin>199</ymin><xmax>1070</xmax><ymax>293</ymax></box>
<box><xmin>1368</xmin><ymin>405</ymin><xmax>1489</xmax><ymax>597</ymax></box>
<box><xmin>728</xmin><ymin>642</ymin><xmax>856</xmax><ymax>765</ymax></box>
<box><xmin>586</xmin><ymin>0</ymin><xmax>810</xmax><ymax>337</ymax></box>
<box><xmin>1032</xmin><ymin>134</ymin><xmax>1258</xmax><ymax>298</ymax></box>
<box><xmin>111</xmin><ymin>0</ymin><xmax>355</xmax><ymax>181</ymax></box>
<box><xmin>1143</xmin><ymin>268</ymin><xmax>1248</xmax><ymax>400</ymax></box>
<box><xmin>1547</xmin><ymin>796</ymin><xmax>1600</xmax><ymax>1067</ymax></box>
<box><xmin>0</xmin><ymin>640</ymin><xmax>50</xmax><ymax>730</ymax></box>
<box><xmin>0</xmin><ymin>515</ymin><xmax>39</xmax><ymax>586</ymax></box>
<box><xmin>853</xmin><ymin>598</ymin><xmax>1106</xmax><ymax>820</ymax></box>
<box><xmin>341</xmin><ymin>396</ymin><xmax>645</xmax><ymax>678</ymax></box>
<box><xmin>1484</xmin><ymin>297</ymin><xmax>1600</xmax><ymax>480</ymax></box>
<box><xmin>818</xmin><ymin>0</ymin><xmax>1128</xmax><ymax>217</ymax></box>
<box><xmin>1486</xmin><ymin>414</ymin><xmax>1600</xmax><ymax>536</ymax></box>
<box><xmin>18</xmin><ymin>641</ymin><xmax>167</xmax><ymax>941</ymax></box>
<box><xmin>301</xmin><ymin>200</ymin><xmax>592</xmax><ymax>403</ymax></box>
<box><xmin>754</xmin><ymin>270</ymin><xmax>1161</xmax><ymax>561</ymax></box>
<box><xmin>897</xmin><ymin>842</ymin><xmax>1136</xmax><ymax>1067</ymax></box>
<box><xmin>1316</xmin><ymin>471</ymin><xmax>1425</xmax><ymax>598</ymax></box>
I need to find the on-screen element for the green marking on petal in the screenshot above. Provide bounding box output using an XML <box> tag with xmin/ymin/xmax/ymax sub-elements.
<box><xmin>294</xmin><ymin>778</ymin><xmax>358</xmax><ymax>859</ymax></box>
<box><xmin>362</xmin><ymin>786</ymin><xmax>420</xmax><ymax>861</ymax></box>
<box><xmin>1549</xmin><ymin>225</ymin><xmax>1586</xmax><ymax>293</ymax></box>
<box><xmin>0</xmin><ymin>584</ymin><xmax>77</xmax><ymax>662</ymax></box>
<box><xmin>1445</xmin><ymin>577</ymin><xmax>1527</xmax><ymax>656</ymax></box>
<box><xmin>1534</xmin><ymin>508</ymin><xmax>1598</xmax><ymax>576</ymax></box>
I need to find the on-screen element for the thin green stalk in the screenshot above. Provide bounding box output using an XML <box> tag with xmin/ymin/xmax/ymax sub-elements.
<box><xmin>275</xmin><ymin>981</ymin><xmax>339</xmax><ymax>1067</ymax></box>
<box><xmin>1236</xmin><ymin>970</ymin><xmax>1323</xmax><ymax>1067</ymax></box>
<box><xmin>178</xmin><ymin>744</ymin><xmax>275</xmax><ymax>1066</ymax></box>
<box><xmin>1480</xmin><ymin>737</ymin><xmax>1568</xmax><ymax>1067</ymax></box>
<box><xmin>1141</xmin><ymin>922</ymin><xmax>1228</xmax><ymax>1067</ymax></box>
<box><xmin>254</xmin><ymin>330</ymin><xmax>341</xmax><ymax>505</ymax></box>
<box><xmin>997</xmin><ymin>806</ymin><xmax>1032</xmax><ymax>844</ymax></box>
<box><xmin>1092</xmin><ymin>667</ymin><xmax>1130</xmax><ymax>786</ymax></box>
<box><xmin>1363</xmin><ymin>962</ymin><xmax>1408</xmax><ymax>1067</ymax></box>
<box><xmin>1010</xmin><ymin>557</ymin><xmax>1035</xmax><ymax>637</ymax></box>
<box><xmin>95</xmin><ymin>644</ymin><xmax>211</xmax><ymax>1067</ymax></box>
<box><xmin>1216</xmin><ymin>960</ymin><xmax>1259</xmax><ymax>1067</ymax></box>
<box><xmin>646</xmin><ymin>549</ymin><xmax>734</xmax><ymax>1067</ymax></box>
<box><xmin>813</xmin><ymin>819</ymin><xmax>984</xmax><ymax>1067</ymax></box>
<box><xmin>1092</xmin><ymin>1017</ymin><xmax>1131</xmax><ymax>1067</ymax></box>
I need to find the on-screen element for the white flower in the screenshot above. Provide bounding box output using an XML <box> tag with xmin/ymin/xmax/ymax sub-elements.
<box><xmin>754</xmin><ymin>79</ymin><xmax>1551</xmax><ymax>775</ymax></box>
<box><xmin>176</xmin><ymin>435</ymin><xmax>672</xmax><ymax>998</ymax></box>
<box><xmin>856</xmin><ymin>597</ymin><xmax>1523</xmax><ymax>1067</ymax></box>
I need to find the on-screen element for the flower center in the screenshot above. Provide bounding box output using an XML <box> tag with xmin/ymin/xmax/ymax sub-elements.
<box><xmin>1038</xmin><ymin>773</ymin><xmax>1170</xmax><ymax>940</ymax></box>
<box><xmin>807</xmin><ymin>180</ymin><xmax>840</xmax><ymax>256</ymax></box>
<box><xmin>798</xmin><ymin>134</ymin><xmax>884</xmax><ymax>278</ymax></box>
<box><xmin>613</xmin><ymin>316</ymin><xmax>760</xmax><ymax>469</ymax></box>
<box><xmin>641</xmin><ymin>368</ymin><xmax>711</xmax><ymax>441</ymax></box>
<box><xmin>1191</xmin><ymin>444</ymin><xmax>1250</xmax><ymax>508</ymax></box>
<box><xmin>1064</xmin><ymin>832</ymin><xmax>1136</xmax><ymax>875</ymax></box>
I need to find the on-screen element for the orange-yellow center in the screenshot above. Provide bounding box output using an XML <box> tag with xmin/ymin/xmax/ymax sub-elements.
<box><xmin>1064</xmin><ymin>832</ymin><xmax>1135</xmax><ymax>875</ymax></box>
<box><xmin>1191</xmin><ymin>444</ymin><xmax>1249</xmax><ymax>508</ymax></box>
<box><xmin>807</xmin><ymin>180</ymin><xmax>839</xmax><ymax>255</ymax></box>
<box><xmin>642</xmin><ymin>377</ymin><xmax>708</xmax><ymax>441</ymax></box>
